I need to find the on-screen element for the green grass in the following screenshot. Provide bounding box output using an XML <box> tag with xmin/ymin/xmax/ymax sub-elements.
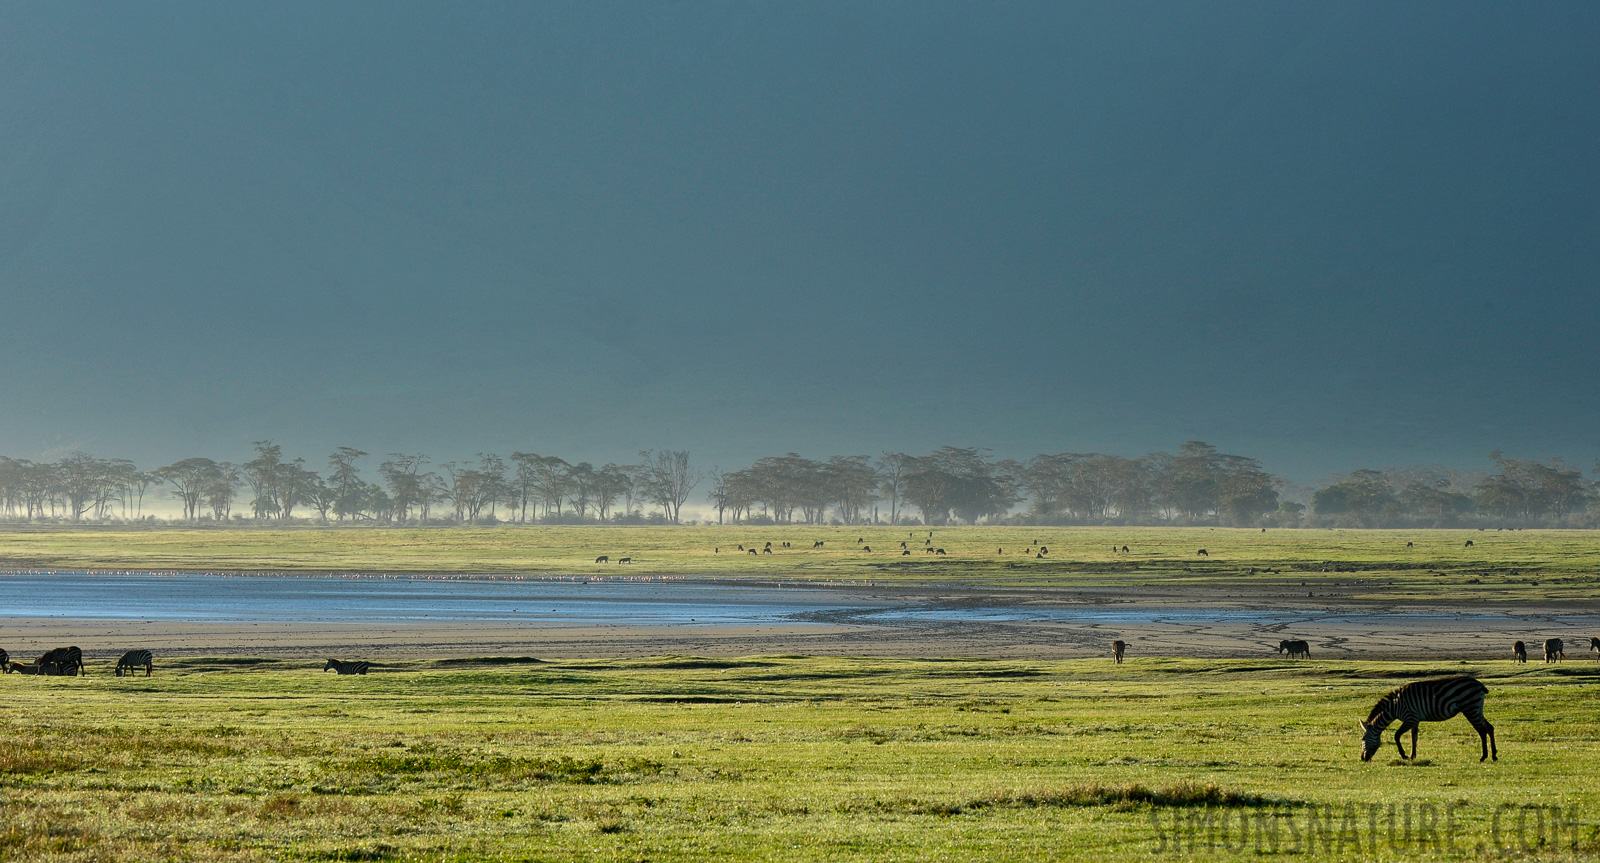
<box><xmin>1</xmin><ymin>656</ymin><xmax>1595</xmax><ymax>861</ymax></box>
<box><xmin>0</xmin><ymin>525</ymin><xmax>1594</xmax><ymax>604</ymax></box>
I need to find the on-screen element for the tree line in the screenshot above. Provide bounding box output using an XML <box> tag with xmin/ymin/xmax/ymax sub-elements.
<box><xmin>0</xmin><ymin>444</ymin><xmax>698</xmax><ymax>524</ymax></box>
<box><xmin>1</xmin><ymin>441</ymin><xmax>1596</xmax><ymax>528</ymax></box>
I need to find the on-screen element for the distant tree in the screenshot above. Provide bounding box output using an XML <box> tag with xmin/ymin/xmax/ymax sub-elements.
<box><xmin>243</xmin><ymin>441</ymin><xmax>283</xmax><ymax>520</ymax></box>
<box><xmin>638</xmin><ymin>450</ymin><xmax>698</xmax><ymax>524</ymax></box>
<box><xmin>55</xmin><ymin>452</ymin><xmax>116</xmax><ymax>521</ymax></box>
<box><xmin>379</xmin><ymin>454</ymin><xmax>431</xmax><ymax>523</ymax></box>
<box><xmin>592</xmin><ymin>464</ymin><xmax>631</xmax><ymax>521</ymax></box>
<box><xmin>706</xmin><ymin>468</ymin><xmax>730</xmax><ymax>524</ymax></box>
<box><xmin>1476</xmin><ymin>453</ymin><xmax>1588</xmax><ymax>519</ymax></box>
<box><xmin>826</xmin><ymin>455</ymin><xmax>879</xmax><ymax>525</ymax></box>
<box><xmin>327</xmin><ymin>447</ymin><xmax>368</xmax><ymax>522</ymax></box>
<box><xmin>156</xmin><ymin>458</ymin><xmax>222</xmax><ymax>521</ymax></box>
<box><xmin>203</xmin><ymin>463</ymin><xmax>240</xmax><ymax>520</ymax></box>
<box><xmin>877</xmin><ymin>453</ymin><xmax>912</xmax><ymax>525</ymax></box>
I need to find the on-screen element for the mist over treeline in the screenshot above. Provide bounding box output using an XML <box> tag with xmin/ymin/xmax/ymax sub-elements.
<box><xmin>0</xmin><ymin>442</ymin><xmax>1594</xmax><ymax>530</ymax></box>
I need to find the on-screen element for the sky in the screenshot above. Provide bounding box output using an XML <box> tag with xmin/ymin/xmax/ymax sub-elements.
<box><xmin>0</xmin><ymin>2</ymin><xmax>1596</xmax><ymax>483</ymax></box>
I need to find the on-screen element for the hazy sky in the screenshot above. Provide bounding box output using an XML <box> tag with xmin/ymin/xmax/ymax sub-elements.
<box><xmin>1</xmin><ymin>2</ymin><xmax>1595</xmax><ymax>481</ymax></box>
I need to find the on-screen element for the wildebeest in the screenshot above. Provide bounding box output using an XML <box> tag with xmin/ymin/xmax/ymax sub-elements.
<box><xmin>747</xmin><ymin>548</ymin><xmax>758</xmax><ymax>555</ymax></box>
<box><xmin>1513</xmin><ymin>641</ymin><xmax>1527</xmax><ymax>663</ymax></box>
<box><xmin>762</xmin><ymin>547</ymin><xmax>772</xmax><ymax>554</ymax></box>
<box><xmin>35</xmin><ymin>646</ymin><xmax>84</xmax><ymax>676</ymax></box>
<box><xmin>324</xmin><ymin>659</ymin><xmax>370</xmax><ymax>675</ymax></box>
<box><xmin>116</xmin><ymin>649</ymin><xmax>155</xmax><ymax>677</ymax></box>
<box><xmin>901</xmin><ymin>550</ymin><xmax>910</xmax><ymax>556</ymax></box>
<box><xmin>1197</xmin><ymin>549</ymin><xmax>1209</xmax><ymax>557</ymax></box>
<box><xmin>1121</xmin><ymin>545</ymin><xmax>1129</xmax><ymax>553</ymax></box>
<box><xmin>812</xmin><ymin>541</ymin><xmax>824</xmax><ymax>549</ymax></box>
<box><xmin>618</xmin><ymin>557</ymin><xmax>632</xmax><ymax>564</ymax></box>
<box><xmin>863</xmin><ymin>546</ymin><xmax>871</xmax><ymax>552</ymax></box>
<box><xmin>595</xmin><ymin>556</ymin><xmax>609</xmax><ymax>563</ymax></box>
<box><xmin>1592</xmin><ymin>637</ymin><xmax>1600</xmax><ymax>659</ymax></box>
<box><xmin>1277</xmin><ymin>639</ymin><xmax>1311</xmax><ymax>659</ymax></box>
<box><xmin>1111</xmin><ymin>640</ymin><xmax>1126</xmax><ymax>664</ymax></box>
<box><xmin>1406</xmin><ymin>541</ymin><xmax>1414</xmax><ymax>548</ymax></box>
<box><xmin>1465</xmin><ymin>540</ymin><xmax>1474</xmax><ymax>548</ymax></box>
<box><xmin>857</xmin><ymin>537</ymin><xmax>864</xmax><ymax>543</ymax></box>
<box><xmin>0</xmin><ymin>648</ymin><xmax>7</xmax><ymax>672</ymax></box>
<box><xmin>1359</xmin><ymin>676</ymin><xmax>1496</xmax><ymax>762</ymax></box>
<box><xmin>1545</xmin><ymin>638</ymin><xmax>1564</xmax><ymax>662</ymax></box>
<box><xmin>1039</xmin><ymin>546</ymin><xmax>1049</xmax><ymax>554</ymax></box>
<box><xmin>934</xmin><ymin>548</ymin><xmax>945</xmax><ymax>555</ymax></box>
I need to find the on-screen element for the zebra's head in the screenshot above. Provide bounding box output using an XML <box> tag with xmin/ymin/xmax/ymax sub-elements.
<box><xmin>323</xmin><ymin>659</ymin><xmax>339</xmax><ymax>672</ymax></box>
<box><xmin>1358</xmin><ymin>720</ymin><xmax>1384</xmax><ymax>761</ymax></box>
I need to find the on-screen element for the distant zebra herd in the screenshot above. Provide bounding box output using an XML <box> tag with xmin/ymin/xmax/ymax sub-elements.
<box><xmin>0</xmin><ymin>648</ymin><xmax>377</xmax><ymax>677</ymax></box>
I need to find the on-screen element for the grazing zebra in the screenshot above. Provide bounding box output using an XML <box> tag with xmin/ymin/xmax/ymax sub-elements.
<box><xmin>116</xmin><ymin>649</ymin><xmax>154</xmax><ymax>677</ymax></box>
<box><xmin>1359</xmin><ymin>676</ymin><xmax>1496</xmax><ymax>762</ymax></box>
<box><xmin>324</xmin><ymin>659</ymin><xmax>370</xmax><ymax>675</ymax></box>
<box><xmin>1111</xmin><ymin>640</ymin><xmax>1126</xmax><ymax>664</ymax></box>
<box><xmin>1513</xmin><ymin>641</ymin><xmax>1527</xmax><ymax>663</ymax></box>
<box><xmin>1277</xmin><ymin>639</ymin><xmax>1311</xmax><ymax>659</ymax></box>
<box><xmin>1545</xmin><ymin>638</ymin><xmax>1564</xmax><ymax>662</ymax></box>
<box><xmin>36</xmin><ymin>646</ymin><xmax>84</xmax><ymax>676</ymax></box>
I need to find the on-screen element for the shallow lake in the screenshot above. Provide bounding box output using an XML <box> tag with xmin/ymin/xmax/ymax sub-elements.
<box><xmin>0</xmin><ymin>573</ymin><xmax>1586</xmax><ymax>630</ymax></box>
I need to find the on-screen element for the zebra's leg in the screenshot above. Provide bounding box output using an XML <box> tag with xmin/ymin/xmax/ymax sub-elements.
<box><xmin>1466</xmin><ymin>711</ymin><xmax>1496</xmax><ymax>761</ymax></box>
<box><xmin>1394</xmin><ymin>722</ymin><xmax>1417</xmax><ymax>759</ymax></box>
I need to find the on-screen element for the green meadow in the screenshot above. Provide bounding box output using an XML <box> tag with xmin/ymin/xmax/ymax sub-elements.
<box><xmin>2</xmin><ymin>527</ymin><xmax>1597</xmax><ymax>860</ymax></box>
<box><xmin>2</xmin><ymin>657</ymin><xmax>1597</xmax><ymax>861</ymax></box>
<box><xmin>0</xmin><ymin>525</ymin><xmax>1594</xmax><ymax>604</ymax></box>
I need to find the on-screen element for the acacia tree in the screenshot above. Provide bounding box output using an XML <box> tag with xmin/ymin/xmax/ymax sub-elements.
<box><xmin>877</xmin><ymin>453</ymin><xmax>912</xmax><ymax>525</ymax></box>
<box><xmin>157</xmin><ymin>458</ymin><xmax>221</xmax><ymax>521</ymax></box>
<box><xmin>327</xmin><ymin>447</ymin><xmax>368</xmax><ymax>522</ymax></box>
<box><xmin>638</xmin><ymin>450</ymin><xmax>697</xmax><ymax>523</ymax></box>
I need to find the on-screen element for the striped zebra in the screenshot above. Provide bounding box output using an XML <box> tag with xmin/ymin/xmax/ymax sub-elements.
<box><xmin>324</xmin><ymin>659</ymin><xmax>370</xmax><ymax>675</ymax></box>
<box><xmin>0</xmin><ymin>649</ymin><xmax>8</xmax><ymax>673</ymax></box>
<box><xmin>35</xmin><ymin>646</ymin><xmax>84</xmax><ymax>676</ymax></box>
<box><xmin>1359</xmin><ymin>676</ymin><xmax>1496</xmax><ymax>762</ymax></box>
<box><xmin>1545</xmin><ymin>638</ymin><xmax>1564</xmax><ymax>662</ymax></box>
<box><xmin>116</xmin><ymin>650</ymin><xmax>154</xmax><ymax>677</ymax></box>
<box><xmin>1591</xmin><ymin>637</ymin><xmax>1599</xmax><ymax>659</ymax></box>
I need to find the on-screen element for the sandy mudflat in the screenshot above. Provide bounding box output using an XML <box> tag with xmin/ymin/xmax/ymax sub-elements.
<box><xmin>4</xmin><ymin>579</ymin><xmax>1596</xmax><ymax>662</ymax></box>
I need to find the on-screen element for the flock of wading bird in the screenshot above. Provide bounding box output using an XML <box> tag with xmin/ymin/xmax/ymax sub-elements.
<box><xmin>3</xmin><ymin>534</ymin><xmax>1595</xmax><ymax>763</ymax></box>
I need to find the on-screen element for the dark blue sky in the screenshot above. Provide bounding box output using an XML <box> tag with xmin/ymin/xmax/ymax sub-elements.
<box><xmin>1</xmin><ymin>2</ymin><xmax>1595</xmax><ymax>481</ymax></box>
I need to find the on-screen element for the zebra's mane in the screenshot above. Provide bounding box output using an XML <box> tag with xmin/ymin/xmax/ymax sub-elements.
<box><xmin>1366</xmin><ymin>691</ymin><xmax>1399</xmax><ymax>725</ymax></box>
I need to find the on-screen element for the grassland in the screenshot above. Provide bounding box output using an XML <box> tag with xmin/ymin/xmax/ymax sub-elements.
<box><xmin>2</xmin><ymin>656</ymin><xmax>1597</xmax><ymax>862</ymax></box>
<box><xmin>0</xmin><ymin>525</ymin><xmax>1595</xmax><ymax>605</ymax></box>
<box><xmin>2</xmin><ymin>527</ymin><xmax>1596</xmax><ymax>859</ymax></box>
